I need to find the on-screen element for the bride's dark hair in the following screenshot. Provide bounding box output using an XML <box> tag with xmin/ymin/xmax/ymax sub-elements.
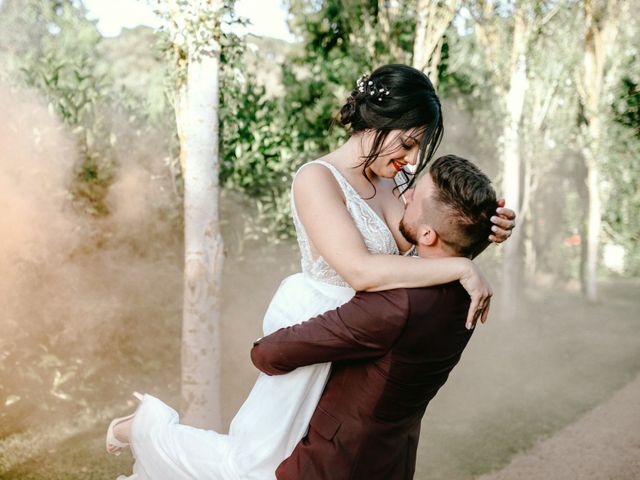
<box><xmin>337</xmin><ymin>64</ymin><xmax>443</xmax><ymax>194</ymax></box>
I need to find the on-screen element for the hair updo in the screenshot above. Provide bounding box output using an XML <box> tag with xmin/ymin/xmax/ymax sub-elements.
<box><xmin>337</xmin><ymin>64</ymin><xmax>443</xmax><ymax>193</ymax></box>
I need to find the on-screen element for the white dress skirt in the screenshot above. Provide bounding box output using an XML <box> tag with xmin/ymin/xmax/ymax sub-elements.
<box><xmin>123</xmin><ymin>273</ymin><xmax>355</xmax><ymax>480</ymax></box>
<box><xmin>119</xmin><ymin>160</ymin><xmax>400</xmax><ymax>479</ymax></box>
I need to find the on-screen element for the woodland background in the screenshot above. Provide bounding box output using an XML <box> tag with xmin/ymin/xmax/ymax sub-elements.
<box><xmin>0</xmin><ymin>0</ymin><xmax>638</xmax><ymax>478</ymax></box>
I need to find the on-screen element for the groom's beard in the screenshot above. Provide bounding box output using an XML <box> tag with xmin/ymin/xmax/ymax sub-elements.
<box><xmin>399</xmin><ymin>217</ymin><xmax>418</xmax><ymax>246</ymax></box>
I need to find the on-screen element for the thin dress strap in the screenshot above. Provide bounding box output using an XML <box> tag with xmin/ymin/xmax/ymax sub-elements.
<box><xmin>299</xmin><ymin>160</ymin><xmax>357</xmax><ymax>202</ymax></box>
<box><xmin>289</xmin><ymin>159</ymin><xmax>399</xmax><ymax>287</ymax></box>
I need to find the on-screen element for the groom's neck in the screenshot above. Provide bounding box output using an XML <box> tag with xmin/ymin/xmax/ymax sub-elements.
<box><xmin>415</xmin><ymin>244</ymin><xmax>457</xmax><ymax>259</ymax></box>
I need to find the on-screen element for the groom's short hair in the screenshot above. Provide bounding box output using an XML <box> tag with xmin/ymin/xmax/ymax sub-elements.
<box><xmin>426</xmin><ymin>155</ymin><xmax>497</xmax><ymax>257</ymax></box>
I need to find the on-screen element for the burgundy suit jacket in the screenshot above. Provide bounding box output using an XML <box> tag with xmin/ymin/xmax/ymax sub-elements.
<box><xmin>251</xmin><ymin>282</ymin><xmax>474</xmax><ymax>480</ymax></box>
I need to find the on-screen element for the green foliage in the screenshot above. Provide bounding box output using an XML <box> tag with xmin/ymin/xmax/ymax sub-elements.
<box><xmin>217</xmin><ymin>0</ymin><xmax>419</xmax><ymax>240</ymax></box>
<box><xmin>213</xmin><ymin>0</ymin><xmax>418</xmax><ymax>240</ymax></box>
<box><xmin>219</xmin><ymin>74</ymin><xmax>303</xmax><ymax>240</ymax></box>
<box><xmin>7</xmin><ymin>0</ymin><xmax>116</xmax><ymax>214</ymax></box>
<box><xmin>2</xmin><ymin>0</ymin><xmax>639</xmax><ymax>268</ymax></box>
<box><xmin>2</xmin><ymin>1</ymin><xmax>180</xmax><ymax>217</ymax></box>
<box><xmin>22</xmin><ymin>52</ymin><xmax>118</xmax><ymax>214</ymax></box>
<box><xmin>150</xmin><ymin>0</ymin><xmax>249</xmax><ymax>87</ymax></box>
<box><xmin>22</xmin><ymin>54</ymin><xmax>105</xmax><ymax>126</ymax></box>
<box><xmin>436</xmin><ymin>35</ymin><xmax>476</xmax><ymax>98</ymax></box>
<box><xmin>612</xmin><ymin>75</ymin><xmax>640</xmax><ymax>138</ymax></box>
<box><xmin>603</xmin><ymin>55</ymin><xmax>640</xmax><ymax>274</ymax></box>
<box><xmin>601</xmin><ymin>122</ymin><xmax>640</xmax><ymax>275</ymax></box>
<box><xmin>225</xmin><ymin>0</ymin><xmax>372</xmax><ymax>238</ymax></box>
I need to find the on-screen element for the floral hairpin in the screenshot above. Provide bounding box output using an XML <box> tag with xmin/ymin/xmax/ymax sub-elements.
<box><xmin>356</xmin><ymin>73</ymin><xmax>391</xmax><ymax>102</ymax></box>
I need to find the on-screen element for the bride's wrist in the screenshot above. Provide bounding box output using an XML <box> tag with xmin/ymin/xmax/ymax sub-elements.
<box><xmin>455</xmin><ymin>257</ymin><xmax>474</xmax><ymax>279</ymax></box>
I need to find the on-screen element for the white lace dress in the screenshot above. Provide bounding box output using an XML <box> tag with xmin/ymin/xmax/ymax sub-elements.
<box><xmin>120</xmin><ymin>160</ymin><xmax>399</xmax><ymax>480</ymax></box>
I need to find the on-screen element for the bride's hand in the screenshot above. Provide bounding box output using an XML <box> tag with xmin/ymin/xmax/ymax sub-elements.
<box><xmin>459</xmin><ymin>260</ymin><xmax>493</xmax><ymax>330</ymax></box>
<box><xmin>489</xmin><ymin>198</ymin><xmax>516</xmax><ymax>243</ymax></box>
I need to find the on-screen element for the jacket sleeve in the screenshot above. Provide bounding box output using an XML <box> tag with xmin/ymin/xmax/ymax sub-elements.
<box><xmin>251</xmin><ymin>289</ymin><xmax>410</xmax><ymax>375</ymax></box>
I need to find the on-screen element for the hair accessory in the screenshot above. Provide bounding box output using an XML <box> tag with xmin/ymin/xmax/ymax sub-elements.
<box><xmin>356</xmin><ymin>73</ymin><xmax>390</xmax><ymax>102</ymax></box>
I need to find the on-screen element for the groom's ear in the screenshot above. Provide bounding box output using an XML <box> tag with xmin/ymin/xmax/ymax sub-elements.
<box><xmin>416</xmin><ymin>224</ymin><xmax>438</xmax><ymax>247</ymax></box>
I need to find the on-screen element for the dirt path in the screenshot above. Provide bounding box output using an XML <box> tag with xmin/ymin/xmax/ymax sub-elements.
<box><xmin>477</xmin><ymin>372</ymin><xmax>640</xmax><ymax>480</ymax></box>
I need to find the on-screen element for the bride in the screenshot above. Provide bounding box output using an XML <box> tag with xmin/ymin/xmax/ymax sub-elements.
<box><xmin>106</xmin><ymin>64</ymin><xmax>515</xmax><ymax>479</ymax></box>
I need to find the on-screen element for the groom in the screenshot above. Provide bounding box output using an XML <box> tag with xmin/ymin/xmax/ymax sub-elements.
<box><xmin>251</xmin><ymin>154</ymin><xmax>497</xmax><ymax>480</ymax></box>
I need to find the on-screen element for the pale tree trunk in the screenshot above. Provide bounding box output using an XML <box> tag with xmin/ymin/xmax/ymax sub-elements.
<box><xmin>175</xmin><ymin>80</ymin><xmax>188</xmax><ymax>173</ymax></box>
<box><xmin>525</xmin><ymin>68</ymin><xmax>561</xmax><ymax>281</ymax></box>
<box><xmin>353</xmin><ymin>7</ymin><xmax>377</xmax><ymax>63</ymax></box>
<box><xmin>169</xmin><ymin>0</ymin><xmax>224</xmax><ymax>430</ymax></box>
<box><xmin>578</xmin><ymin>0</ymin><xmax>621</xmax><ymax>301</ymax></box>
<box><xmin>583</xmin><ymin>148</ymin><xmax>601</xmax><ymax>300</ymax></box>
<box><xmin>521</xmin><ymin>152</ymin><xmax>539</xmax><ymax>279</ymax></box>
<box><xmin>412</xmin><ymin>0</ymin><xmax>460</xmax><ymax>88</ymax></box>
<box><xmin>377</xmin><ymin>0</ymin><xmax>408</xmax><ymax>63</ymax></box>
<box><xmin>474</xmin><ymin>1</ymin><xmax>531</xmax><ymax>314</ymax></box>
<box><xmin>500</xmin><ymin>8</ymin><xmax>529</xmax><ymax>313</ymax></box>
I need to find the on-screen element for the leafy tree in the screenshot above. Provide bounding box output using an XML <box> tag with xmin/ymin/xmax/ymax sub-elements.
<box><xmin>577</xmin><ymin>0</ymin><xmax>629</xmax><ymax>299</ymax></box>
<box><xmin>602</xmin><ymin>49</ymin><xmax>640</xmax><ymax>274</ymax></box>
<box><xmin>412</xmin><ymin>0</ymin><xmax>460</xmax><ymax>89</ymax></box>
<box><xmin>1</xmin><ymin>0</ymin><xmax>117</xmax><ymax>214</ymax></box>
<box><xmin>613</xmin><ymin>76</ymin><xmax>640</xmax><ymax>136</ymax></box>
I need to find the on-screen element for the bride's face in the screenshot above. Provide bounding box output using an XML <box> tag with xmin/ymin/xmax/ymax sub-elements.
<box><xmin>364</xmin><ymin>128</ymin><xmax>423</xmax><ymax>179</ymax></box>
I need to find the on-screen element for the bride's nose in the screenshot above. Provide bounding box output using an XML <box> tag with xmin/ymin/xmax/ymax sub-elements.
<box><xmin>404</xmin><ymin>147</ymin><xmax>419</xmax><ymax>166</ymax></box>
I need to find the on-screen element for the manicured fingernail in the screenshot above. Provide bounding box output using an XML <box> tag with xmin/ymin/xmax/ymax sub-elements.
<box><xmin>491</xmin><ymin>226</ymin><xmax>498</xmax><ymax>232</ymax></box>
<box><xmin>496</xmin><ymin>207</ymin><xmax>504</xmax><ymax>213</ymax></box>
<box><xmin>466</xmin><ymin>323</ymin><xmax>472</xmax><ymax>330</ymax></box>
<box><xmin>491</xmin><ymin>216</ymin><xmax>498</xmax><ymax>222</ymax></box>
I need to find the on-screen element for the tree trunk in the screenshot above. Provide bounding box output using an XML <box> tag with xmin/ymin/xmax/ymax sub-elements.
<box><xmin>583</xmin><ymin>151</ymin><xmax>601</xmax><ymax>300</ymax></box>
<box><xmin>181</xmin><ymin>50</ymin><xmax>224</xmax><ymax>429</ymax></box>
<box><xmin>377</xmin><ymin>0</ymin><xmax>406</xmax><ymax>63</ymax></box>
<box><xmin>412</xmin><ymin>0</ymin><xmax>459</xmax><ymax>88</ymax></box>
<box><xmin>170</xmin><ymin>0</ymin><xmax>224</xmax><ymax>430</ymax></box>
<box><xmin>500</xmin><ymin>9</ymin><xmax>529</xmax><ymax>315</ymax></box>
<box><xmin>578</xmin><ymin>0</ymin><xmax>620</xmax><ymax>301</ymax></box>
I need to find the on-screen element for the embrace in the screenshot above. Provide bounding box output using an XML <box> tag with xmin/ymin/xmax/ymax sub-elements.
<box><xmin>105</xmin><ymin>64</ymin><xmax>516</xmax><ymax>480</ymax></box>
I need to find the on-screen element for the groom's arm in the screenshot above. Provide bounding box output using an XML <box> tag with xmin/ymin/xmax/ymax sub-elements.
<box><xmin>251</xmin><ymin>289</ymin><xmax>409</xmax><ymax>376</ymax></box>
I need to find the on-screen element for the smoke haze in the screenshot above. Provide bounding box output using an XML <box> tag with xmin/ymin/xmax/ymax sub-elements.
<box><xmin>0</xmin><ymin>83</ymin><xmax>184</xmax><ymax>436</ymax></box>
<box><xmin>0</xmin><ymin>84</ymin><xmax>638</xmax><ymax>480</ymax></box>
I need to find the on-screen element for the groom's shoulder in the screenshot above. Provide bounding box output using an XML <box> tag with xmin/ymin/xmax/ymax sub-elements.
<box><xmin>351</xmin><ymin>288</ymin><xmax>411</xmax><ymax>317</ymax></box>
<box><xmin>348</xmin><ymin>284</ymin><xmax>467</xmax><ymax>322</ymax></box>
<box><xmin>405</xmin><ymin>282</ymin><xmax>469</xmax><ymax>311</ymax></box>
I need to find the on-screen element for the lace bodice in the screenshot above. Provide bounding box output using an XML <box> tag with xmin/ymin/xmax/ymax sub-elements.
<box><xmin>290</xmin><ymin>160</ymin><xmax>400</xmax><ymax>287</ymax></box>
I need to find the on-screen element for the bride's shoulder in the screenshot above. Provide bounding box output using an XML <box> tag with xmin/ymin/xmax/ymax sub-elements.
<box><xmin>292</xmin><ymin>160</ymin><xmax>345</xmax><ymax>206</ymax></box>
<box><xmin>293</xmin><ymin>159</ymin><xmax>338</xmax><ymax>191</ymax></box>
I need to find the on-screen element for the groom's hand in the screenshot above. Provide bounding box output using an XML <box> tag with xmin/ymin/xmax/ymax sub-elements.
<box><xmin>489</xmin><ymin>198</ymin><xmax>516</xmax><ymax>243</ymax></box>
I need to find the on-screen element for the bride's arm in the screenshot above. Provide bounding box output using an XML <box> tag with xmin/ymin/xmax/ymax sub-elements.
<box><xmin>294</xmin><ymin>164</ymin><xmax>492</xmax><ymax>327</ymax></box>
